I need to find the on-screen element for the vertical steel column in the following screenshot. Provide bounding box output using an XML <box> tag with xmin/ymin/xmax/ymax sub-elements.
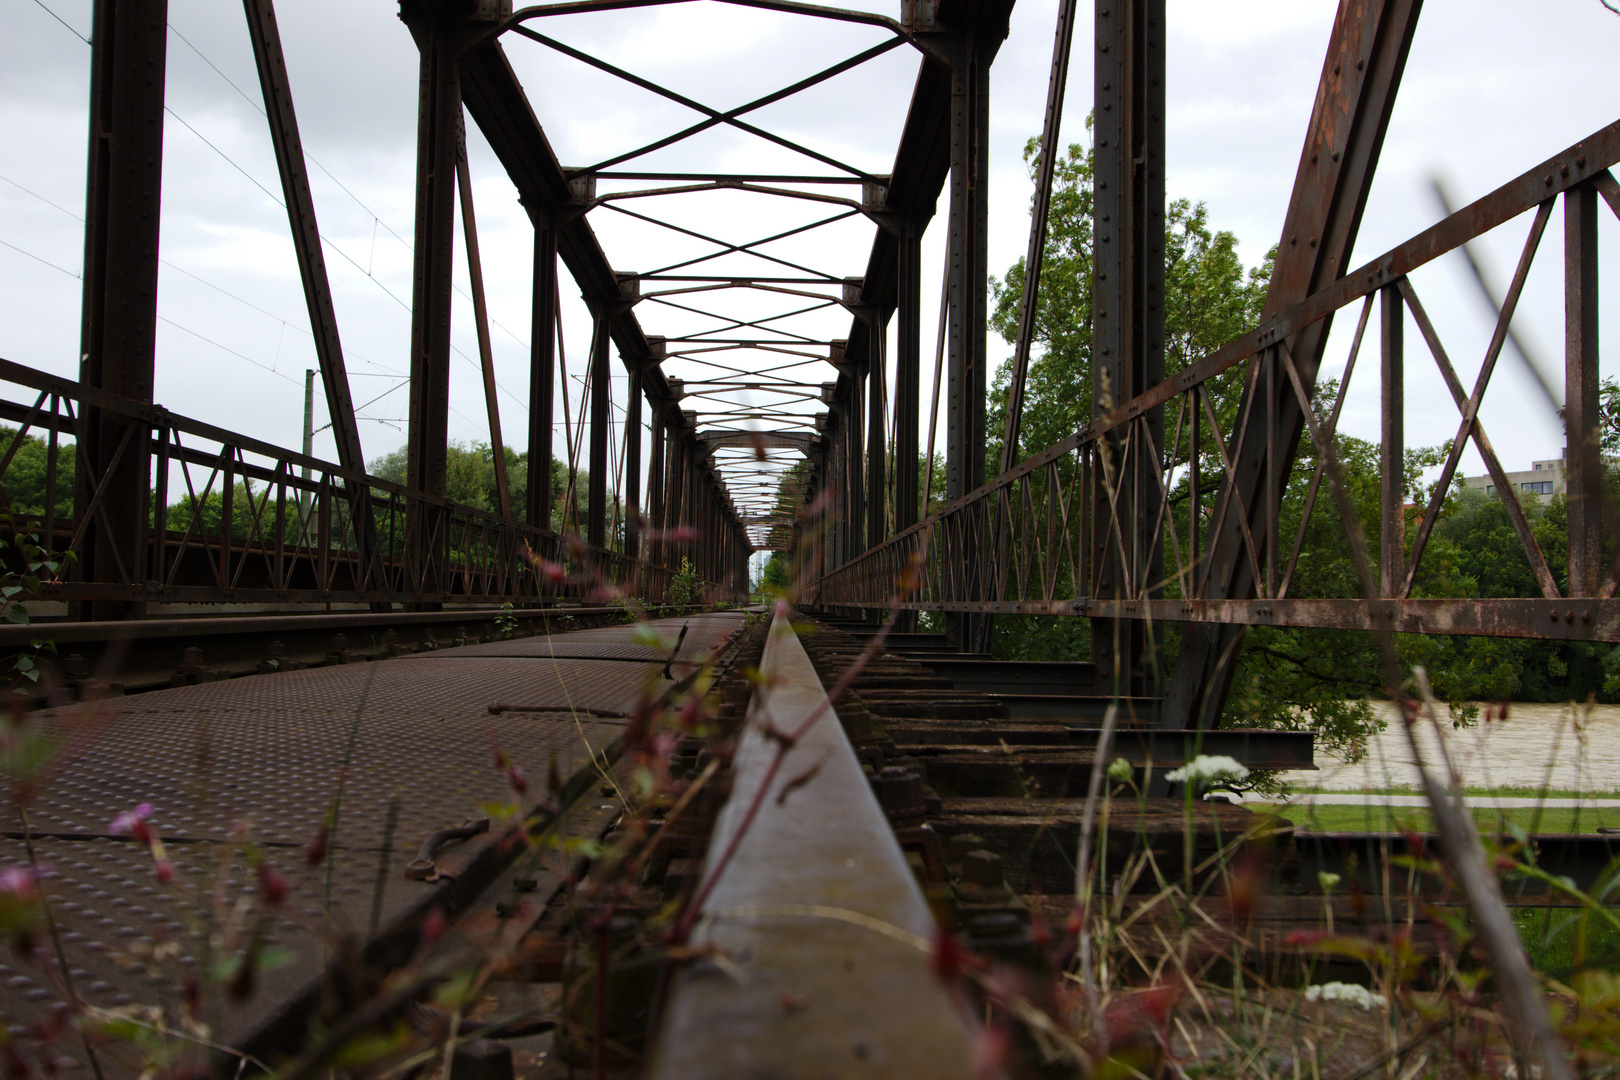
<box><xmin>810</xmin><ymin>438</ymin><xmax>829</xmax><ymax>591</ymax></box>
<box><xmin>895</xmin><ymin>222</ymin><xmax>922</xmax><ymax>535</ymax></box>
<box><xmin>527</xmin><ymin>222</ymin><xmax>557</xmax><ymax>529</ymax></box>
<box><xmin>1379</xmin><ymin>284</ymin><xmax>1404</xmax><ymax>596</ymax></box>
<box><xmin>828</xmin><ymin>411</ymin><xmax>845</xmax><ymax>569</ymax></box>
<box><xmin>76</xmin><ymin>0</ymin><xmax>168</xmax><ymax>620</ymax></box>
<box><xmin>403</xmin><ymin>8</ymin><xmax>460</xmax><ymax>598</ymax></box>
<box><xmin>454</xmin><ymin>132</ymin><xmax>513</xmax><ymax>522</ymax></box>
<box><xmin>587</xmin><ymin>309</ymin><xmax>610</xmax><ymax>550</ymax></box>
<box><xmin>1566</xmin><ymin>180</ymin><xmax>1601</xmax><ymax>598</ymax></box>
<box><xmin>647</xmin><ymin>403</ymin><xmax>666</xmax><ymax>566</ymax></box>
<box><xmin>626</xmin><ymin>366</ymin><xmax>643</xmax><ymax>561</ymax></box>
<box><xmin>866</xmin><ymin>313</ymin><xmax>888</xmax><ymax>551</ymax></box>
<box><xmin>666</xmin><ymin>422</ymin><xmax>686</xmax><ymax>571</ymax></box>
<box><xmin>945</xmin><ymin>27</ymin><xmax>990</xmax><ymax>646</ymax></box>
<box><xmin>944</xmin><ymin>32</ymin><xmax>989</xmax><ymax>503</ymax></box>
<box><xmin>848</xmin><ymin>368</ymin><xmax>866</xmax><ymax>556</ymax></box>
<box><xmin>681</xmin><ymin>411</ymin><xmax>699</xmax><ymax>571</ymax></box>
<box><xmin>1091</xmin><ymin>0</ymin><xmax>1165</xmax><ymax>695</ymax></box>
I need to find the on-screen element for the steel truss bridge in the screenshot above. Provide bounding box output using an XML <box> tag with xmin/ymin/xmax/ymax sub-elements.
<box><xmin>5</xmin><ymin>0</ymin><xmax>1615</xmax><ymax>726</ymax></box>
<box><xmin>2</xmin><ymin>0</ymin><xmax>1619</xmax><ymax>1073</ymax></box>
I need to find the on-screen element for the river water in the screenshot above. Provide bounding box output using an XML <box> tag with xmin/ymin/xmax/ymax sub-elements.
<box><xmin>1274</xmin><ymin>702</ymin><xmax>1620</xmax><ymax>793</ymax></box>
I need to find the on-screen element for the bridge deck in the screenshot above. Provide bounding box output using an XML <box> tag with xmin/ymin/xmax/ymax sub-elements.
<box><xmin>0</xmin><ymin>611</ymin><xmax>748</xmax><ymax>1067</ymax></box>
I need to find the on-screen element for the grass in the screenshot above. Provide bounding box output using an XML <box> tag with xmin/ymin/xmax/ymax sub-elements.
<box><xmin>1516</xmin><ymin>906</ymin><xmax>1620</xmax><ymax>980</ymax></box>
<box><xmin>1286</xmin><ymin>784</ymin><xmax>1620</xmax><ymax>801</ymax></box>
<box><xmin>1274</xmin><ymin>803</ymin><xmax>1620</xmax><ymax>834</ymax></box>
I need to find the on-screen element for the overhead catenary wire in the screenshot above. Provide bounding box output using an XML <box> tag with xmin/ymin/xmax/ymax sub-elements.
<box><xmin>0</xmin><ymin>170</ymin><xmax>409</xmax><ymax>382</ymax></box>
<box><xmin>27</xmin><ymin>10</ymin><xmax>537</xmax><ymax>430</ymax></box>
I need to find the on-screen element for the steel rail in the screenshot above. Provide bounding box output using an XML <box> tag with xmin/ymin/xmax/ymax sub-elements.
<box><xmin>645</xmin><ymin>608</ymin><xmax>978</xmax><ymax>1078</ymax></box>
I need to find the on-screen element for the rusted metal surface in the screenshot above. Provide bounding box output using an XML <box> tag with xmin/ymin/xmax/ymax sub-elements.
<box><xmin>75</xmin><ymin>0</ymin><xmax>169</xmax><ymax>621</ymax></box>
<box><xmin>646</xmin><ymin>610</ymin><xmax>978</xmax><ymax>1080</ymax></box>
<box><xmin>450</xmin><ymin>612</ymin><xmax>744</xmax><ymax>662</ymax></box>
<box><xmin>0</xmin><ymin>614</ymin><xmax>739</xmax><ymax>1067</ymax></box>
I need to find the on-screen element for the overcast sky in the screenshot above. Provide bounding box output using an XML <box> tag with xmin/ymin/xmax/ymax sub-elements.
<box><xmin>1</xmin><ymin>0</ymin><xmax>1616</xmax><ymax>547</ymax></box>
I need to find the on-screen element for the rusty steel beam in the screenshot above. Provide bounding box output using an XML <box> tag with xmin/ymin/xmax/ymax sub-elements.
<box><xmin>1378</xmin><ymin>283</ymin><xmax>1404</xmax><ymax>595</ymax></box>
<box><xmin>455</xmin><ymin>126</ymin><xmax>514</xmax><ymax>521</ymax></box>
<box><xmin>528</xmin><ymin>221</ymin><xmax>558</xmax><ymax>528</ymax></box>
<box><xmin>243</xmin><ymin>0</ymin><xmax>389</xmax><ymax>601</ymax></box>
<box><xmin>400</xmin><ymin>3</ymin><xmax>465</xmax><ymax>597</ymax></box>
<box><xmin>76</xmin><ymin>0</ymin><xmax>169</xmax><ymax>620</ymax></box>
<box><xmin>241</xmin><ymin>0</ymin><xmax>367</xmax><ymax>480</ymax></box>
<box><xmin>998</xmin><ymin>0</ymin><xmax>1079</xmax><ymax>464</ymax></box>
<box><xmin>858</xmin><ymin>596</ymin><xmax>1620</xmax><ymax>643</ymax></box>
<box><xmin>626</xmin><ymin>364</ymin><xmax>643</xmax><ymax>559</ymax></box>
<box><xmin>588</xmin><ymin>309</ymin><xmax>610</xmax><ymax>550</ymax></box>
<box><xmin>865</xmin><ymin>314</ymin><xmax>886</xmax><ymax>552</ymax></box>
<box><xmin>893</xmin><ymin>222</ymin><xmax>922</xmax><ymax>539</ymax></box>
<box><xmin>1091</xmin><ymin>0</ymin><xmax>1166</xmax><ymax>698</ymax></box>
<box><xmin>943</xmin><ymin>24</ymin><xmax>989</xmax><ymax>508</ymax></box>
<box><xmin>1565</xmin><ymin>180</ymin><xmax>1601</xmax><ymax>598</ymax></box>
<box><xmin>1165</xmin><ymin>0</ymin><xmax>1424</xmax><ymax>730</ymax></box>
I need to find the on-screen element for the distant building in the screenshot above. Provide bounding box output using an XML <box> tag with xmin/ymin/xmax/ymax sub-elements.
<box><xmin>1461</xmin><ymin>455</ymin><xmax>1565</xmax><ymax>505</ymax></box>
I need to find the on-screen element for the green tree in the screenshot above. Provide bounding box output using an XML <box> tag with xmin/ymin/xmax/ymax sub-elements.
<box><xmin>367</xmin><ymin>440</ymin><xmax>530</xmax><ymax>520</ymax></box>
<box><xmin>759</xmin><ymin>551</ymin><xmax>791</xmax><ymax>595</ymax></box>
<box><xmin>0</xmin><ymin>428</ymin><xmax>75</xmax><ymax>520</ymax></box>
<box><xmin>986</xmin><ymin>127</ymin><xmax>1273</xmax><ymax>469</ymax></box>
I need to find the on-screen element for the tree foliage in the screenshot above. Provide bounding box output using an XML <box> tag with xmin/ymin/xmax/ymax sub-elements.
<box><xmin>367</xmin><ymin>441</ymin><xmax>598</xmax><ymax>533</ymax></box>
<box><xmin>0</xmin><ymin>427</ymin><xmax>75</xmax><ymax>520</ymax></box>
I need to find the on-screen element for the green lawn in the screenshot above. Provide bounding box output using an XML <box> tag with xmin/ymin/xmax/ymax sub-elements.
<box><xmin>1287</xmin><ymin>784</ymin><xmax>1620</xmax><ymax>801</ymax></box>
<box><xmin>1277</xmin><ymin>803</ymin><xmax>1620</xmax><ymax>835</ymax></box>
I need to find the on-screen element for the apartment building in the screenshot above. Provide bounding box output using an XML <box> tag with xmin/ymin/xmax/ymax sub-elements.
<box><xmin>1460</xmin><ymin>456</ymin><xmax>1565</xmax><ymax>505</ymax></box>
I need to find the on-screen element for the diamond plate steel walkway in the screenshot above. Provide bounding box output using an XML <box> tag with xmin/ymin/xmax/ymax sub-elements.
<box><xmin>0</xmin><ymin>610</ymin><xmax>749</xmax><ymax>1067</ymax></box>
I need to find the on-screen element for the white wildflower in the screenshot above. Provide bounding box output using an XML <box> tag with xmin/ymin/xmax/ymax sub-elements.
<box><xmin>1164</xmin><ymin>754</ymin><xmax>1250</xmax><ymax>785</ymax></box>
<box><xmin>1106</xmin><ymin>757</ymin><xmax>1133</xmax><ymax>782</ymax></box>
<box><xmin>1304</xmin><ymin>982</ymin><xmax>1386</xmax><ymax>1010</ymax></box>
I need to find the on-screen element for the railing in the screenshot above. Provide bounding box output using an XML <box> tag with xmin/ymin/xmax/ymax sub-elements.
<box><xmin>0</xmin><ymin>358</ymin><xmax>747</xmax><ymax>608</ymax></box>
<box><xmin>812</xmin><ymin>121</ymin><xmax>1620</xmax><ymax>643</ymax></box>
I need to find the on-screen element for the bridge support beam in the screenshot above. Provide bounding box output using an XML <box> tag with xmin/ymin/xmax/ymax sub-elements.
<box><xmin>76</xmin><ymin>0</ymin><xmax>169</xmax><ymax>621</ymax></box>
<box><xmin>402</xmin><ymin>4</ymin><xmax>462</xmax><ymax>601</ymax></box>
<box><xmin>1380</xmin><ymin>284</ymin><xmax>1404</xmax><ymax>595</ymax></box>
<box><xmin>1565</xmin><ymin>180</ymin><xmax>1601</xmax><ymax>598</ymax></box>
<box><xmin>587</xmin><ymin>309</ymin><xmax>610</xmax><ymax>551</ymax></box>
<box><xmin>866</xmin><ymin>311</ymin><xmax>888</xmax><ymax>554</ymax></box>
<box><xmin>1090</xmin><ymin>0</ymin><xmax>1166</xmax><ymax>695</ymax></box>
<box><xmin>895</xmin><ymin>222</ymin><xmax>922</xmax><ymax>538</ymax></box>
<box><xmin>527</xmin><ymin>223</ymin><xmax>557</xmax><ymax>529</ymax></box>
<box><xmin>626</xmin><ymin>366</ymin><xmax>643</xmax><ymax>560</ymax></box>
<box><xmin>945</xmin><ymin>27</ymin><xmax>990</xmax><ymax>648</ymax></box>
<box><xmin>845</xmin><ymin>360</ymin><xmax>865</xmax><ymax>558</ymax></box>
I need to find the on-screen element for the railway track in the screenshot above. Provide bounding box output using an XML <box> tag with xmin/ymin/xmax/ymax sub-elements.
<box><xmin>4</xmin><ymin>606</ymin><xmax>1614</xmax><ymax>1078</ymax></box>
